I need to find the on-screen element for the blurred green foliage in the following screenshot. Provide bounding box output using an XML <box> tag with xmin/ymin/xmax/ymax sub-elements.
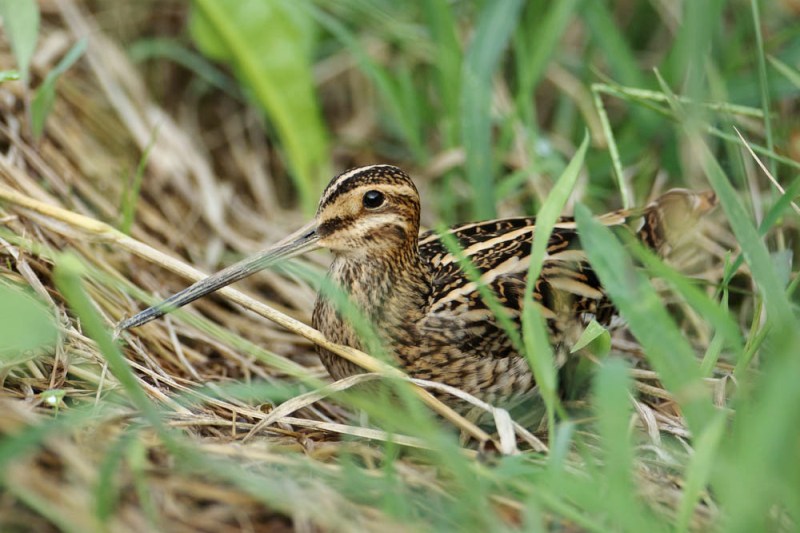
<box><xmin>190</xmin><ymin>0</ymin><xmax>330</xmax><ymax>214</ymax></box>
<box><xmin>0</xmin><ymin>283</ymin><xmax>57</xmax><ymax>369</ymax></box>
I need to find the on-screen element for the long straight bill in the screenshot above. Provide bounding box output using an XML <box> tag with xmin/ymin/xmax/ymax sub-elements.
<box><xmin>117</xmin><ymin>221</ymin><xmax>320</xmax><ymax>331</ymax></box>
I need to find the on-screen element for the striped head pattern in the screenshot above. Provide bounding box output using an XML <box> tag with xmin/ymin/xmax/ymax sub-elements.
<box><xmin>315</xmin><ymin>165</ymin><xmax>421</xmax><ymax>256</ymax></box>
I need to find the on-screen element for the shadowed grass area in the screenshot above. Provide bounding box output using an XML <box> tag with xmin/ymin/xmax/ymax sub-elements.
<box><xmin>0</xmin><ymin>0</ymin><xmax>798</xmax><ymax>531</ymax></box>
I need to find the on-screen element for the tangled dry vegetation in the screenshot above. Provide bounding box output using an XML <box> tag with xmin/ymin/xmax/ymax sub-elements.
<box><xmin>0</xmin><ymin>2</ymin><xmax>773</xmax><ymax>532</ymax></box>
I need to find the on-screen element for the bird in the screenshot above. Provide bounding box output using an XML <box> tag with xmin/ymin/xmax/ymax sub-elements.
<box><xmin>118</xmin><ymin>165</ymin><xmax>716</xmax><ymax>408</ymax></box>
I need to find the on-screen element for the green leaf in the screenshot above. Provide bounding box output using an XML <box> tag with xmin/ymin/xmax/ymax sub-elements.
<box><xmin>119</xmin><ymin>127</ymin><xmax>158</xmax><ymax>235</ymax></box>
<box><xmin>593</xmin><ymin>358</ymin><xmax>652</xmax><ymax>530</ymax></box>
<box><xmin>0</xmin><ymin>0</ymin><xmax>39</xmax><ymax>83</ymax></box>
<box><xmin>622</xmin><ymin>236</ymin><xmax>744</xmax><ymax>355</ymax></box>
<box><xmin>570</xmin><ymin>320</ymin><xmax>611</xmax><ymax>356</ymax></box>
<box><xmin>0</xmin><ymin>283</ymin><xmax>58</xmax><ymax>368</ymax></box>
<box><xmin>190</xmin><ymin>0</ymin><xmax>330</xmax><ymax>214</ymax></box>
<box><xmin>564</xmin><ymin>319</ymin><xmax>610</xmax><ymax>401</ymax></box>
<box><xmin>676</xmin><ymin>412</ymin><xmax>726</xmax><ymax>532</ymax></box>
<box><xmin>768</xmin><ymin>55</ymin><xmax>800</xmax><ymax>91</ymax></box>
<box><xmin>461</xmin><ymin>0</ymin><xmax>524</xmax><ymax>219</ymax></box>
<box><xmin>0</xmin><ymin>70</ymin><xmax>21</xmax><ymax>82</ymax></box>
<box><xmin>53</xmin><ymin>253</ymin><xmax>168</xmax><ymax>438</ymax></box>
<box><xmin>31</xmin><ymin>38</ymin><xmax>87</xmax><ymax>139</ymax></box>
<box><xmin>575</xmin><ymin>204</ymin><xmax>715</xmax><ymax>433</ymax></box>
<box><xmin>522</xmin><ymin>133</ymin><xmax>589</xmax><ymax>437</ymax></box>
<box><xmin>309</xmin><ymin>8</ymin><xmax>426</xmax><ymax>161</ymax></box>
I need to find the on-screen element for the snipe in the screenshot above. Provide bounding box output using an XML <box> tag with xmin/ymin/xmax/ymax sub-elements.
<box><xmin>118</xmin><ymin>165</ymin><xmax>715</xmax><ymax>406</ymax></box>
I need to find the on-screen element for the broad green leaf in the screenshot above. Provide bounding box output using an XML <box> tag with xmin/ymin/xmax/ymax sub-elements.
<box><xmin>31</xmin><ymin>39</ymin><xmax>86</xmax><ymax>139</ymax></box>
<box><xmin>0</xmin><ymin>283</ymin><xmax>58</xmax><ymax>368</ymax></box>
<box><xmin>190</xmin><ymin>0</ymin><xmax>330</xmax><ymax>214</ymax></box>
<box><xmin>0</xmin><ymin>0</ymin><xmax>39</xmax><ymax>82</ymax></box>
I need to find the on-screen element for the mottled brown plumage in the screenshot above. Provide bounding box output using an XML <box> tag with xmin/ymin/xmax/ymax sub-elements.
<box><xmin>119</xmin><ymin>165</ymin><xmax>716</xmax><ymax>407</ymax></box>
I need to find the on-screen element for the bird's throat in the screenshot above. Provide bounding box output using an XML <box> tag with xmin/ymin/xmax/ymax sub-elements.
<box><xmin>312</xmin><ymin>245</ymin><xmax>430</xmax><ymax>361</ymax></box>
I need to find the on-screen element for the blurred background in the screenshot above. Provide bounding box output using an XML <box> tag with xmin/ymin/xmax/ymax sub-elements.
<box><xmin>57</xmin><ymin>0</ymin><xmax>800</xmax><ymax>224</ymax></box>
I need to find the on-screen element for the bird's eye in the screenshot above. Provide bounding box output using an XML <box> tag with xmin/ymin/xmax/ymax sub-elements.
<box><xmin>362</xmin><ymin>190</ymin><xmax>385</xmax><ymax>209</ymax></box>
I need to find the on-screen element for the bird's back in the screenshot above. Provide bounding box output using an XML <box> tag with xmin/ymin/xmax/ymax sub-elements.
<box><xmin>416</xmin><ymin>216</ymin><xmax>614</xmax><ymax>360</ymax></box>
<box><xmin>409</xmin><ymin>189</ymin><xmax>716</xmax><ymax>404</ymax></box>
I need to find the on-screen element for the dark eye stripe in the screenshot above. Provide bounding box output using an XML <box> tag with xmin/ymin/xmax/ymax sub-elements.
<box><xmin>317</xmin><ymin>215</ymin><xmax>357</xmax><ymax>237</ymax></box>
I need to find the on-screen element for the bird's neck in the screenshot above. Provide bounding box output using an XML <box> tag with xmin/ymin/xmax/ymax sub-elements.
<box><xmin>324</xmin><ymin>244</ymin><xmax>430</xmax><ymax>336</ymax></box>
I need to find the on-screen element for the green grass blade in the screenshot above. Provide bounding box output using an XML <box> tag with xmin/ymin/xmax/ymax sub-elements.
<box><xmin>666</xmin><ymin>0</ymin><xmax>723</xmax><ymax>99</ymax></box>
<box><xmin>95</xmin><ymin>428</ymin><xmax>137</xmax><ymax>525</ymax></box>
<box><xmin>0</xmin><ymin>0</ymin><xmax>38</xmax><ymax>83</ymax></box>
<box><xmin>575</xmin><ymin>204</ymin><xmax>715</xmax><ymax>433</ymax></box>
<box><xmin>582</xmin><ymin>1</ymin><xmax>644</xmax><ymax>90</ymax></box>
<box><xmin>516</xmin><ymin>0</ymin><xmax>580</xmax><ymax>97</ymax></box>
<box><xmin>53</xmin><ymin>254</ymin><xmax>170</xmax><ymax>439</ymax></box>
<box><xmin>594</xmin><ymin>358</ymin><xmax>653</xmax><ymax>531</ymax></box>
<box><xmin>0</xmin><ymin>409</ymin><xmax>96</xmax><ymax>472</ymax></box>
<box><xmin>436</xmin><ymin>229</ymin><xmax>523</xmax><ymax>354</ymax></box>
<box><xmin>309</xmin><ymin>7</ymin><xmax>427</xmax><ymax>161</ymax></box>
<box><xmin>31</xmin><ymin>38</ymin><xmax>86</xmax><ymax>139</ymax></box>
<box><xmin>591</xmin><ymin>84</ymin><xmax>632</xmax><ymax>208</ymax></box>
<box><xmin>675</xmin><ymin>412</ymin><xmax>726</xmax><ymax>533</ymax></box>
<box><xmin>695</xmin><ymin>143</ymin><xmax>793</xmax><ymax>321</ymax></box>
<box><xmin>0</xmin><ymin>283</ymin><xmax>58</xmax><ymax>369</ymax></box>
<box><xmin>522</xmin><ymin>133</ymin><xmax>589</xmax><ymax>438</ymax></box>
<box><xmin>119</xmin><ymin>127</ymin><xmax>158</xmax><ymax>235</ymax></box>
<box><xmin>691</xmin><ymin>143</ymin><xmax>800</xmax><ymax>532</ymax></box>
<box><xmin>461</xmin><ymin>0</ymin><xmax>524</xmax><ymax>219</ymax></box>
<box><xmin>720</xmin><ymin>175</ymin><xmax>800</xmax><ymax>289</ymax></box>
<box><xmin>622</xmin><ymin>236</ymin><xmax>744</xmax><ymax>355</ymax></box>
<box><xmin>421</xmin><ymin>0</ymin><xmax>462</xmax><ymax>147</ymax></box>
<box><xmin>768</xmin><ymin>55</ymin><xmax>800</xmax><ymax>90</ymax></box>
<box><xmin>190</xmin><ymin>0</ymin><xmax>330</xmax><ymax>213</ymax></box>
<box><xmin>128</xmin><ymin>37</ymin><xmax>242</xmax><ymax>98</ymax></box>
<box><xmin>4</xmin><ymin>485</ymin><xmax>83</xmax><ymax>533</ymax></box>
<box><xmin>750</xmin><ymin>0</ymin><xmax>776</xmax><ymax>177</ymax></box>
